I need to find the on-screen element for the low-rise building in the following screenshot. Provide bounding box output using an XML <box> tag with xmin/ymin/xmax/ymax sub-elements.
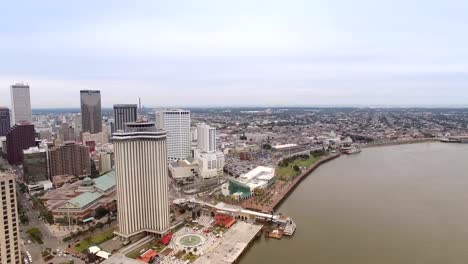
<box><xmin>227</xmin><ymin>166</ymin><xmax>275</xmax><ymax>199</ymax></box>
<box><xmin>40</xmin><ymin>171</ymin><xmax>116</xmax><ymax>221</ymax></box>
<box><xmin>195</xmin><ymin>150</ymin><xmax>225</xmax><ymax>179</ymax></box>
<box><xmin>168</xmin><ymin>158</ymin><xmax>198</xmax><ymax>184</ymax></box>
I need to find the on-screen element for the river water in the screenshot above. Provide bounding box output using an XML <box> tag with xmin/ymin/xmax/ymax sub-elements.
<box><xmin>240</xmin><ymin>143</ymin><xmax>468</xmax><ymax>264</ymax></box>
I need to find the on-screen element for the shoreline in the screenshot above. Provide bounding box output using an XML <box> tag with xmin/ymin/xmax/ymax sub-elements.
<box><xmin>271</xmin><ymin>153</ymin><xmax>340</xmax><ymax>211</ymax></box>
<box><xmin>361</xmin><ymin>138</ymin><xmax>438</xmax><ymax>149</ymax></box>
<box><xmin>244</xmin><ymin>140</ymin><xmax>441</xmax><ymax>213</ymax></box>
<box><xmin>242</xmin><ymin>153</ymin><xmax>340</xmax><ymax>213</ymax></box>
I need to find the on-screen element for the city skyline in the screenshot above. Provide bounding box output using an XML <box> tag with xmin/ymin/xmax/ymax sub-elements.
<box><xmin>1</xmin><ymin>0</ymin><xmax>468</xmax><ymax>108</ymax></box>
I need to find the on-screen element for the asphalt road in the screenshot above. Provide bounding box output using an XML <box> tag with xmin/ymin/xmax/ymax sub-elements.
<box><xmin>19</xmin><ymin>192</ymin><xmax>85</xmax><ymax>264</ymax></box>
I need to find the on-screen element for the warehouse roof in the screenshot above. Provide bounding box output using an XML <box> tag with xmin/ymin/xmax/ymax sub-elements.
<box><xmin>69</xmin><ymin>192</ymin><xmax>103</xmax><ymax>208</ymax></box>
<box><xmin>94</xmin><ymin>171</ymin><xmax>116</xmax><ymax>192</ymax></box>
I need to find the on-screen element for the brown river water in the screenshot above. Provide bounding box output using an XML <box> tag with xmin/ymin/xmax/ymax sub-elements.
<box><xmin>240</xmin><ymin>142</ymin><xmax>468</xmax><ymax>264</ymax></box>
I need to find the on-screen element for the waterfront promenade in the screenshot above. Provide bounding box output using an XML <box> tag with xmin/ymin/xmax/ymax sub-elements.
<box><xmin>242</xmin><ymin>153</ymin><xmax>340</xmax><ymax>213</ymax></box>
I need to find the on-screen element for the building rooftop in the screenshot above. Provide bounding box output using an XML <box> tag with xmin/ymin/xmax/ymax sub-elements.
<box><xmin>23</xmin><ymin>146</ymin><xmax>47</xmax><ymax>154</ymax></box>
<box><xmin>272</xmin><ymin>143</ymin><xmax>298</xmax><ymax>149</ymax></box>
<box><xmin>69</xmin><ymin>192</ymin><xmax>103</xmax><ymax>209</ymax></box>
<box><xmin>232</xmin><ymin>166</ymin><xmax>275</xmax><ymax>191</ymax></box>
<box><xmin>94</xmin><ymin>171</ymin><xmax>116</xmax><ymax>192</ymax></box>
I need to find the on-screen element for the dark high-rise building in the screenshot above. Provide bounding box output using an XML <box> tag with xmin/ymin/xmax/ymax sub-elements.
<box><xmin>6</xmin><ymin>123</ymin><xmax>35</xmax><ymax>165</ymax></box>
<box><xmin>80</xmin><ymin>90</ymin><xmax>102</xmax><ymax>134</ymax></box>
<box><xmin>48</xmin><ymin>142</ymin><xmax>91</xmax><ymax>179</ymax></box>
<box><xmin>23</xmin><ymin>147</ymin><xmax>49</xmax><ymax>184</ymax></box>
<box><xmin>113</xmin><ymin>104</ymin><xmax>138</xmax><ymax>132</ymax></box>
<box><xmin>0</xmin><ymin>107</ymin><xmax>10</xmax><ymax>136</ymax></box>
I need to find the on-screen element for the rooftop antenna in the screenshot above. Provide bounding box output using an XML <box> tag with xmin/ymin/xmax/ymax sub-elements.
<box><xmin>139</xmin><ymin>97</ymin><xmax>142</xmax><ymax>115</ymax></box>
<box><xmin>137</xmin><ymin>97</ymin><xmax>143</xmax><ymax>122</ymax></box>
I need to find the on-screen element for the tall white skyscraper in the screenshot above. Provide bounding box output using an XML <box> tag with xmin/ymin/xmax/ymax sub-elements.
<box><xmin>194</xmin><ymin>123</ymin><xmax>224</xmax><ymax>179</ymax></box>
<box><xmin>113</xmin><ymin>122</ymin><xmax>170</xmax><ymax>239</ymax></box>
<box><xmin>10</xmin><ymin>83</ymin><xmax>32</xmax><ymax>124</ymax></box>
<box><xmin>0</xmin><ymin>173</ymin><xmax>21</xmax><ymax>264</ymax></box>
<box><xmin>156</xmin><ymin>109</ymin><xmax>191</xmax><ymax>161</ymax></box>
<box><xmin>197</xmin><ymin>123</ymin><xmax>216</xmax><ymax>153</ymax></box>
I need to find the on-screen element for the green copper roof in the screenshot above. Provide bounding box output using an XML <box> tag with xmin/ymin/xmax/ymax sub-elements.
<box><xmin>69</xmin><ymin>192</ymin><xmax>103</xmax><ymax>208</ymax></box>
<box><xmin>93</xmin><ymin>171</ymin><xmax>116</xmax><ymax>192</ymax></box>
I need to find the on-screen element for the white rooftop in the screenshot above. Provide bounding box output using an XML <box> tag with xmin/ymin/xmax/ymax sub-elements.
<box><xmin>272</xmin><ymin>143</ymin><xmax>298</xmax><ymax>149</ymax></box>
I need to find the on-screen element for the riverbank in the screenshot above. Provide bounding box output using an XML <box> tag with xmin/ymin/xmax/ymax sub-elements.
<box><xmin>242</xmin><ymin>153</ymin><xmax>340</xmax><ymax>213</ymax></box>
<box><xmin>361</xmin><ymin>138</ymin><xmax>437</xmax><ymax>149</ymax></box>
<box><xmin>240</xmin><ymin>143</ymin><xmax>468</xmax><ymax>264</ymax></box>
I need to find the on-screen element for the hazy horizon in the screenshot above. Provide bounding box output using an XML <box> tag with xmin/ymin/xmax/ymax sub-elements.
<box><xmin>1</xmin><ymin>0</ymin><xmax>468</xmax><ymax>108</ymax></box>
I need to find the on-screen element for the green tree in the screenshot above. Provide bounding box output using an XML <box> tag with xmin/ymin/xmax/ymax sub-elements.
<box><xmin>27</xmin><ymin>227</ymin><xmax>43</xmax><ymax>244</ymax></box>
<box><xmin>293</xmin><ymin>165</ymin><xmax>300</xmax><ymax>172</ymax></box>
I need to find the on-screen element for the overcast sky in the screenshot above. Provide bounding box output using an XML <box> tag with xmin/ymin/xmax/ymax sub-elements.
<box><xmin>1</xmin><ymin>0</ymin><xmax>467</xmax><ymax>108</ymax></box>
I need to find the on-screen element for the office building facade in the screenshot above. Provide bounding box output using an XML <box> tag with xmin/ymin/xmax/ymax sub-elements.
<box><xmin>197</xmin><ymin>123</ymin><xmax>216</xmax><ymax>153</ymax></box>
<box><xmin>23</xmin><ymin>147</ymin><xmax>49</xmax><ymax>184</ymax></box>
<box><xmin>113</xmin><ymin>122</ymin><xmax>170</xmax><ymax>238</ymax></box>
<box><xmin>58</xmin><ymin>122</ymin><xmax>75</xmax><ymax>142</ymax></box>
<box><xmin>0</xmin><ymin>172</ymin><xmax>21</xmax><ymax>264</ymax></box>
<box><xmin>0</xmin><ymin>107</ymin><xmax>10</xmax><ymax>136</ymax></box>
<box><xmin>48</xmin><ymin>142</ymin><xmax>91</xmax><ymax>179</ymax></box>
<box><xmin>155</xmin><ymin>109</ymin><xmax>191</xmax><ymax>161</ymax></box>
<box><xmin>113</xmin><ymin>104</ymin><xmax>137</xmax><ymax>132</ymax></box>
<box><xmin>10</xmin><ymin>83</ymin><xmax>32</xmax><ymax>124</ymax></box>
<box><xmin>80</xmin><ymin>90</ymin><xmax>102</xmax><ymax>134</ymax></box>
<box><xmin>72</xmin><ymin>114</ymin><xmax>82</xmax><ymax>139</ymax></box>
<box><xmin>6</xmin><ymin>123</ymin><xmax>36</xmax><ymax>165</ymax></box>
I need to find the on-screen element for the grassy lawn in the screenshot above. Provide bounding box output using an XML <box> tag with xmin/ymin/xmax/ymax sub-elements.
<box><xmin>276</xmin><ymin>155</ymin><xmax>318</xmax><ymax>181</ymax></box>
<box><xmin>126</xmin><ymin>239</ymin><xmax>165</xmax><ymax>259</ymax></box>
<box><xmin>75</xmin><ymin>227</ymin><xmax>116</xmax><ymax>253</ymax></box>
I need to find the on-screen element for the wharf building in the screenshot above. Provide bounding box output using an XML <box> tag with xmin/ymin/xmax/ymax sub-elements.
<box><xmin>113</xmin><ymin>104</ymin><xmax>137</xmax><ymax>131</ymax></box>
<box><xmin>0</xmin><ymin>107</ymin><xmax>10</xmax><ymax>136</ymax></box>
<box><xmin>156</xmin><ymin>109</ymin><xmax>191</xmax><ymax>161</ymax></box>
<box><xmin>223</xmin><ymin>166</ymin><xmax>275</xmax><ymax>199</ymax></box>
<box><xmin>80</xmin><ymin>90</ymin><xmax>102</xmax><ymax>134</ymax></box>
<box><xmin>10</xmin><ymin>83</ymin><xmax>32</xmax><ymax>124</ymax></box>
<box><xmin>48</xmin><ymin>142</ymin><xmax>91</xmax><ymax>183</ymax></box>
<box><xmin>6</xmin><ymin>123</ymin><xmax>36</xmax><ymax>165</ymax></box>
<box><xmin>113</xmin><ymin>122</ymin><xmax>170</xmax><ymax>239</ymax></box>
<box><xmin>0</xmin><ymin>172</ymin><xmax>21</xmax><ymax>264</ymax></box>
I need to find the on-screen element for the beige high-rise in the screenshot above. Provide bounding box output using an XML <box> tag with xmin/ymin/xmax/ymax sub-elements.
<box><xmin>0</xmin><ymin>173</ymin><xmax>21</xmax><ymax>264</ymax></box>
<box><xmin>113</xmin><ymin>122</ymin><xmax>170</xmax><ymax>239</ymax></box>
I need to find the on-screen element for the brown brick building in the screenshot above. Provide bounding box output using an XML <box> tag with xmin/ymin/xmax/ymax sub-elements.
<box><xmin>48</xmin><ymin>142</ymin><xmax>91</xmax><ymax>180</ymax></box>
